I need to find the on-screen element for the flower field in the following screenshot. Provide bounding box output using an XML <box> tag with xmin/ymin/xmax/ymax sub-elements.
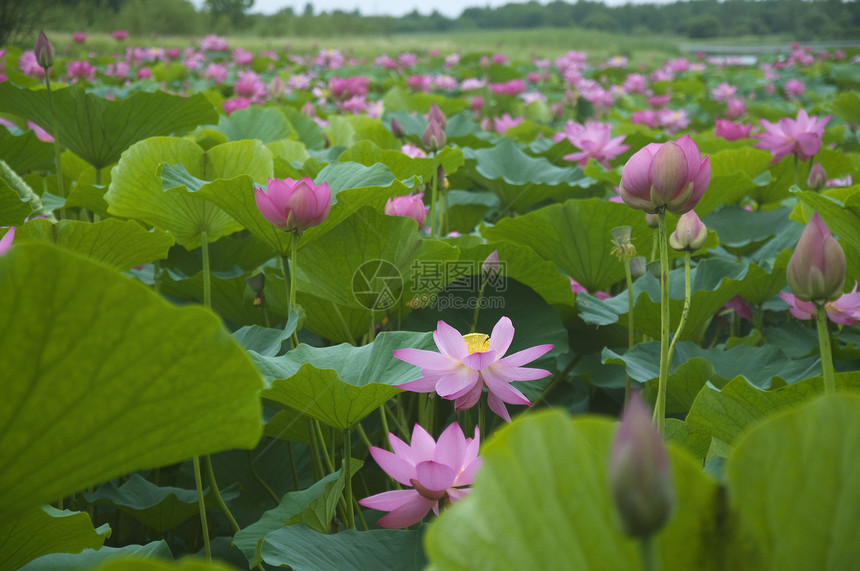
<box><xmin>1</xmin><ymin>31</ymin><xmax>860</xmax><ymax>570</ymax></box>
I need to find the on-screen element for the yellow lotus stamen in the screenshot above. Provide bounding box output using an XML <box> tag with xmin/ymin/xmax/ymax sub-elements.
<box><xmin>463</xmin><ymin>333</ymin><xmax>490</xmax><ymax>354</ymax></box>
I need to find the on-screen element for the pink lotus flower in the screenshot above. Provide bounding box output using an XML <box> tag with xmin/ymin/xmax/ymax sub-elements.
<box><xmin>711</xmin><ymin>82</ymin><xmax>737</xmax><ymax>102</ymax></box>
<box><xmin>26</xmin><ymin>121</ymin><xmax>53</xmax><ymax>143</ymax></box>
<box><xmin>780</xmin><ymin>284</ymin><xmax>860</xmax><ymax>326</ymax></box>
<box><xmin>725</xmin><ymin>97</ymin><xmax>747</xmax><ymax>118</ymax></box>
<box><xmin>784</xmin><ymin>78</ymin><xmax>806</xmax><ymax>97</ymax></box>
<box><xmin>0</xmin><ymin>227</ymin><xmax>14</xmax><ymax>256</ymax></box>
<box><xmin>72</xmin><ymin>32</ymin><xmax>86</xmax><ymax>44</ymax></box>
<box><xmin>385</xmin><ymin>193</ymin><xmax>427</xmax><ymax>229</ymax></box>
<box><xmin>493</xmin><ymin>113</ymin><xmax>523</xmax><ymax>134</ymax></box>
<box><xmin>562</xmin><ymin>121</ymin><xmax>629</xmax><ymax>168</ymax></box>
<box><xmin>254</xmin><ymin>177</ymin><xmax>332</xmax><ymax>234</ymax></box>
<box><xmin>720</xmin><ymin>295</ymin><xmax>753</xmax><ymax>320</ymax></box>
<box><xmin>65</xmin><ymin>60</ymin><xmax>96</xmax><ymax>82</ymax></box>
<box><xmin>359</xmin><ymin>422</ymin><xmax>481</xmax><ymax>529</ymax></box>
<box><xmin>401</xmin><ymin>143</ymin><xmax>427</xmax><ymax>158</ymax></box>
<box><xmin>787</xmin><ymin>212</ymin><xmax>846</xmax><ymax>303</ymax></box>
<box><xmin>570</xmin><ymin>276</ymin><xmax>611</xmax><ymax>300</ymax></box>
<box><xmin>394</xmin><ymin>317</ymin><xmax>553</xmax><ymax>422</ymax></box>
<box><xmin>755</xmin><ymin>109</ymin><xmax>831</xmax><ymax>163</ymax></box>
<box><xmin>714</xmin><ymin>119</ymin><xmax>753</xmax><ymax>141</ymax></box>
<box><xmin>200</xmin><ymin>35</ymin><xmax>229</xmax><ymax>52</ymax></box>
<box><xmin>489</xmin><ymin>79</ymin><xmax>526</xmax><ymax>96</ymax></box>
<box><xmin>19</xmin><ymin>51</ymin><xmax>45</xmax><ymax>78</ymax></box>
<box><xmin>630</xmin><ymin>110</ymin><xmax>658</xmax><ymax>129</ymax></box>
<box><xmin>619</xmin><ymin>135</ymin><xmax>711</xmax><ymax>215</ymax></box>
<box><xmin>223</xmin><ymin>97</ymin><xmax>250</xmax><ymax>115</ymax></box>
<box><xmin>112</xmin><ymin>29</ymin><xmax>129</xmax><ymax>41</ymax></box>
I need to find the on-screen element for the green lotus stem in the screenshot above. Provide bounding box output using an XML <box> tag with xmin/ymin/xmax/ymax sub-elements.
<box><xmin>355</xmin><ymin>421</ymin><xmax>373</xmax><ymax>448</ymax></box>
<box><xmin>653</xmin><ymin>211</ymin><xmax>670</xmax><ymax>435</ymax></box>
<box><xmin>624</xmin><ymin>259</ymin><xmax>635</xmax><ymax>403</ymax></box>
<box><xmin>203</xmin><ymin>455</ymin><xmax>240</xmax><ymax>534</ymax></box>
<box><xmin>44</xmin><ymin>71</ymin><xmax>66</xmax><ymax>219</ymax></box>
<box><xmin>0</xmin><ymin>160</ymin><xmax>57</xmax><ymax>222</ymax></box>
<box><xmin>306</xmin><ymin>418</ymin><xmax>324</xmax><ymax>481</ymax></box>
<box><xmin>368</xmin><ymin>309</ymin><xmax>375</xmax><ymax>343</ymax></box>
<box><xmin>378</xmin><ymin>404</ymin><xmax>391</xmax><ymax>445</ymax></box>
<box><xmin>429</xmin><ymin>152</ymin><xmax>438</xmax><ymax>238</ymax></box>
<box><xmin>314</xmin><ymin>419</ymin><xmax>335</xmax><ymax>473</ymax></box>
<box><xmin>290</xmin><ymin>230</ymin><xmax>299</xmax><ymax>309</ymax></box>
<box><xmin>192</xmin><ymin>456</ymin><xmax>211</xmax><ymax>561</ymax></box>
<box><xmin>354</xmin><ymin>497</ymin><xmax>369</xmax><ymax>530</ymax></box>
<box><xmin>201</xmin><ymin>230</ymin><xmax>212</xmax><ymax>310</ymax></box>
<box><xmin>343</xmin><ymin>428</ymin><xmax>356</xmax><ymax>529</ymax></box>
<box><xmin>247</xmin><ymin>450</ymin><xmax>280</xmax><ymax>504</ymax></box>
<box><xmin>639</xmin><ymin>535</ymin><xmax>660</xmax><ymax>571</ymax></box>
<box><xmin>815</xmin><ymin>304</ymin><xmax>836</xmax><ymax>395</ymax></box>
<box><xmin>665</xmin><ymin>251</ymin><xmax>692</xmax><ymax>383</ymax></box>
<box><xmin>478</xmin><ymin>398</ymin><xmax>486</xmax><ymax>440</ymax></box>
<box><xmin>287</xmin><ymin>441</ymin><xmax>299</xmax><ymax>491</ymax></box>
<box><xmin>470</xmin><ymin>279</ymin><xmax>488</xmax><ymax>333</ymax></box>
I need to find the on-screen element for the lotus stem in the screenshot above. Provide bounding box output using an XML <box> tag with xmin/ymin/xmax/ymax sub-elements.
<box><xmin>653</xmin><ymin>211</ymin><xmax>670</xmax><ymax>435</ymax></box>
<box><xmin>665</xmin><ymin>250</ymin><xmax>692</xmax><ymax>384</ymax></box>
<box><xmin>624</xmin><ymin>258</ymin><xmax>635</xmax><ymax>403</ymax></box>
<box><xmin>44</xmin><ymin>72</ymin><xmax>65</xmax><ymax>219</ymax></box>
<box><xmin>0</xmin><ymin>160</ymin><xmax>57</xmax><ymax>222</ymax></box>
<box><xmin>815</xmin><ymin>304</ymin><xmax>836</xmax><ymax>395</ymax></box>
<box><xmin>192</xmin><ymin>456</ymin><xmax>211</xmax><ymax>561</ymax></box>
<box><xmin>343</xmin><ymin>428</ymin><xmax>356</xmax><ymax>529</ymax></box>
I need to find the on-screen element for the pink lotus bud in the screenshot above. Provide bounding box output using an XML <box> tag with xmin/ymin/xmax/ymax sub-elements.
<box><xmin>0</xmin><ymin>227</ymin><xmax>14</xmax><ymax>256</ymax></box>
<box><xmin>482</xmin><ymin>250</ymin><xmax>500</xmax><ymax>277</ymax></box>
<box><xmin>787</xmin><ymin>212</ymin><xmax>846</xmax><ymax>303</ymax></box>
<box><xmin>428</xmin><ymin>102</ymin><xmax>447</xmax><ymax>130</ymax></box>
<box><xmin>608</xmin><ymin>391</ymin><xmax>674</xmax><ymax>538</ymax></box>
<box><xmin>668</xmin><ymin>210</ymin><xmax>707</xmax><ymax>251</ymax></box>
<box><xmin>390</xmin><ymin>118</ymin><xmax>405</xmax><ymax>138</ymax></box>
<box><xmin>619</xmin><ymin>135</ymin><xmax>710</xmax><ymax>215</ymax></box>
<box><xmin>807</xmin><ymin>162</ymin><xmax>828</xmax><ymax>191</ymax></box>
<box><xmin>422</xmin><ymin>118</ymin><xmax>446</xmax><ymax>152</ymax></box>
<box><xmin>72</xmin><ymin>32</ymin><xmax>87</xmax><ymax>44</ymax></box>
<box><xmin>34</xmin><ymin>31</ymin><xmax>54</xmax><ymax>69</ymax></box>
<box><xmin>254</xmin><ymin>177</ymin><xmax>332</xmax><ymax>234</ymax></box>
<box><xmin>384</xmin><ymin>193</ymin><xmax>427</xmax><ymax>229</ymax></box>
<box><xmin>112</xmin><ymin>29</ymin><xmax>129</xmax><ymax>41</ymax></box>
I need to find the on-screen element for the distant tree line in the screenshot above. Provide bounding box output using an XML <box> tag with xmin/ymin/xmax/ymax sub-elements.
<box><xmin>1</xmin><ymin>0</ymin><xmax>858</xmax><ymax>46</ymax></box>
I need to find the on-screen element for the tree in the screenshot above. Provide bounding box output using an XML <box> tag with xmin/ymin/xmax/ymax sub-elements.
<box><xmin>204</xmin><ymin>0</ymin><xmax>253</xmax><ymax>25</ymax></box>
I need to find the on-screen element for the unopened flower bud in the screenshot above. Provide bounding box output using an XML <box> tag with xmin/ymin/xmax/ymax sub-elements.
<box><xmin>645</xmin><ymin>213</ymin><xmax>659</xmax><ymax>228</ymax></box>
<box><xmin>35</xmin><ymin>31</ymin><xmax>54</xmax><ymax>70</ymax></box>
<box><xmin>608</xmin><ymin>391</ymin><xmax>674</xmax><ymax>538</ymax></box>
<box><xmin>668</xmin><ymin>210</ymin><xmax>708</xmax><ymax>251</ymax></box>
<box><xmin>787</xmin><ymin>212</ymin><xmax>846</xmax><ymax>303</ymax></box>
<box><xmin>390</xmin><ymin>118</ymin><xmax>405</xmax><ymax>138</ymax></box>
<box><xmin>482</xmin><ymin>250</ymin><xmax>500</xmax><ymax>278</ymax></box>
<box><xmin>629</xmin><ymin>256</ymin><xmax>647</xmax><ymax>279</ymax></box>
<box><xmin>428</xmin><ymin>102</ymin><xmax>447</xmax><ymax>130</ymax></box>
<box><xmin>806</xmin><ymin>162</ymin><xmax>827</xmax><ymax>191</ymax></box>
<box><xmin>422</xmin><ymin>118</ymin><xmax>446</xmax><ymax>152</ymax></box>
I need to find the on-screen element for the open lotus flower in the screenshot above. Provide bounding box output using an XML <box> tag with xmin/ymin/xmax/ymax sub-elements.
<box><xmin>780</xmin><ymin>284</ymin><xmax>860</xmax><ymax>326</ymax></box>
<box><xmin>619</xmin><ymin>135</ymin><xmax>710</xmax><ymax>215</ymax></box>
<box><xmin>786</xmin><ymin>212</ymin><xmax>846</xmax><ymax>303</ymax></box>
<box><xmin>755</xmin><ymin>108</ymin><xmax>830</xmax><ymax>163</ymax></box>
<box><xmin>359</xmin><ymin>422</ymin><xmax>480</xmax><ymax>529</ymax></box>
<box><xmin>254</xmin><ymin>177</ymin><xmax>331</xmax><ymax>234</ymax></box>
<box><xmin>394</xmin><ymin>317</ymin><xmax>552</xmax><ymax>422</ymax></box>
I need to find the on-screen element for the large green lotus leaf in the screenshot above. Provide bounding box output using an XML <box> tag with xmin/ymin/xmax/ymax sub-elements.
<box><xmin>81</xmin><ymin>474</ymin><xmax>236</xmax><ymax>533</ymax></box>
<box><xmin>664</xmin><ymin>418</ymin><xmax>712</xmax><ymax>460</ymax></box>
<box><xmin>444</xmin><ymin>190</ymin><xmax>499</xmax><ymax>234</ymax></box>
<box><xmin>0</xmin><ymin>243</ymin><xmax>263</xmax><ymax>521</ymax></box>
<box><xmin>604</xmin><ymin>340</ymin><xmax>819</xmax><ymax>393</ymax></box>
<box><xmin>259</xmin><ymin>525</ymin><xmax>426</xmax><ymax>571</ymax></box>
<box><xmin>337</xmin><ymin>140</ymin><xmax>465</xmax><ymax>181</ymax></box>
<box><xmin>794</xmin><ymin>188</ymin><xmax>860</xmax><ymax>253</ymax></box>
<box><xmin>0</xmin><ymin>506</ymin><xmax>110</xmax><ymax>570</ymax></box>
<box><xmin>736</xmin><ymin>251</ymin><xmax>792</xmax><ymax>306</ymax></box>
<box><xmin>326</xmin><ymin>115</ymin><xmax>399</xmax><ymax>149</ymax></box>
<box><xmin>383</xmin><ymin>87</ymin><xmax>469</xmax><ymax>118</ymax></box>
<box><xmin>0</xmin><ymin>126</ymin><xmax>54</xmax><ymax>174</ymax></box>
<box><xmin>288</xmin><ymin>293</ymin><xmax>378</xmax><ymax>345</ymax></box>
<box><xmin>482</xmin><ymin>198</ymin><xmax>653</xmax><ymax>293</ymax></box>
<box><xmin>704</xmin><ymin>205</ymin><xmax>795</xmax><ymax>253</ymax></box>
<box><xmin>65</xmin><ymin>184</ymin><xmax>111</xmax><ymax>219</ymax></box>
<box><xmin>458</xmin><ymin>242</ymin><xmax>576</xmax><ymax>307</ymax></box>
<box><xmin>93</xmin><ymin>559</ymin><xmax>238</xmax><ymax>570</ymax></box>
<box><xmin>463</xmin><ymin>139</ymin><xmax>597</xmax><ymax>211</ymax></box>
<box><xmin>21</xmin><ymin>541</ymin><xmax>172</xmax><ymax>571</ymax></box>
<box><xmin>15</xmin><ymin>218</ymin><xmax>174</xmax><ymax>271</ymax></box>
<box><xmin>0</xmin><ymin>83</ymin><xmax>217</xmax><ymax>169</ymax></box>
<box><xmin>283</xmin><ymin>107</ymin><xmax>325</xmax><ymax>150</ymax></box>
<box><xmin>159</xmin><ymin>269</ymin><xmax>271</xmax><ymax>328</ymax></box>
<box><xmin>829</xmin><ymin>90</ymin><xmax>860</xmax><ymax>124</ymax></box>
<box><xmin>578</xmin><ymin>258</ymin><xmax>748</xmax><ymax>340</ymax></box>
<box><xmin>0</xmin><ymin>179</ymin><xmax>32</xmax><ymax>225</ymax></box>
<box><xmin>686</xmin><ymin>372</ymin><xmax>860</xmax><ymax>448</ymax></box>
<box><xmin>215</xmin><ymin>106</ymin><xmax>296</xmax><ymax>143</ymax></box>
<box><xmin>726</xmin><ymin>394</ymin><xmax>860</xmax><ymax>569</ymax></box>
<box><xmin>106</xmin><ymin>138</ymin><xmax>272</xmax><ymax>249</ymax></box>
<box><xmin>297</xmin><ymin>207</ymin><xmax>458</xmax><ymax>308</ymax></box>
<box><xmin>159</xmin><ymin>163</ymin><xmax>290</xmax><ymax>256</ymax></box>
<box><xmin>234</xmin><ymin>462</ymin><xmax>360</xmax><ymax>567</ymax></box>
<box><xmin>267</xmin><ymin>139</ymin><xmax>309</xmax><ymax>168</ymax></box>
<box><xmin>425</xmin><ymin>412</ymin><xmax>720</xmax><ymax>570</ymax></box>
<box><xmin>747</xmin><ymin>157</ymin><xmax>795</xmax><ymax>205</ymax></box>
<box><xmin>694</xmin><ymin>148</ymin><xmax>772</xmax><ymax>216</ymax></box>
<box><xmin>253</xmin><ymin>331</ymin><xmax>435</xmax><ymax>428</ymax></box>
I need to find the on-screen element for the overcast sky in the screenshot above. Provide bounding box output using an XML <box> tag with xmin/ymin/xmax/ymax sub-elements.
<box><xmin>191</xmin><ymin>0</ymin><xmax>671</xmax><ymax>19</ymax></box>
